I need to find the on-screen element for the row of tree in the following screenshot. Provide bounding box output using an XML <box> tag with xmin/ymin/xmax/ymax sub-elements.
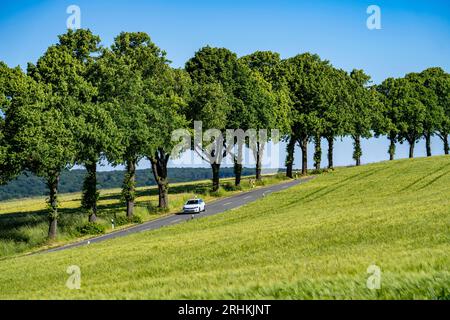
<box><xmin>0</xmin><ymin>29</ymin><xmax>449</xmax><ymax>239</ymax></box>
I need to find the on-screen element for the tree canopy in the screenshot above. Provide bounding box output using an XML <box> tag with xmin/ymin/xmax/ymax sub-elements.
<box><xmin>1</xmin><ymin>29</ymin><xmax>448</xmax><ymax>240</ymax></box>
<box><xmin>96</xmin><ymin>32</ymin><xmax>169</xmax><ymax>217</ymax></box>
<box><xmin>283</xmin><ymin>53</ymin><xmax>332</xmax><ymax>174</ymax></box>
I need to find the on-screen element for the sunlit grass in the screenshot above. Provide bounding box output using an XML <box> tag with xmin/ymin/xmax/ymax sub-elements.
<box><xmin>0</xmin><ymin>173</ymin><xmax>289</xmax><ymax>257</ymax></box>
<box><xmin>0</xmin><ymin>156</ymin><xmax>448</xmax><ymax>299</ymax></box>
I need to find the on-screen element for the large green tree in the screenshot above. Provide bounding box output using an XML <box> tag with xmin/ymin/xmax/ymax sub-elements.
<box><xmin>185</xmin><ymin>47</ymin><xmax>238</xmax><ymax>191</ymax></box>
<box><xmin>146</xmin><ymin>67</ymin><xmax>190</xmax><ymax>209</ymax></box>
<box><xmin>406</xmin><ymin>71</ymin><xmax>441</xmax><ymax>157</ymax></box>
<box><xmin>376</xmin><ymin>77</ymin><xmax>402</xmax><ymax>160</ymax></box>
<box><xmin>23</xmin><ymin>32</ymin><xmax>99</xmax><ymax>238</ymax></box>
<box><xmin>0</xmin><ymin>62</ymin><xmax>10</xmax><ymax>182</ymax></box>
<box><xmin>0</xmin><ymin>64</ymin><xmax>40</xmax><ymax>184</ymax></box>
<box><xmin>78</xmin><ymin>103</ymin><xmax>121</xmax><ymax>221</ymax></box>
<box><xmin>227</xmin><ymin>67</ymin><xmax>278</xmax><ymax>182</ymax></box>
<box><xmin>283</xmin><ymin>53</ymin><xmax>329</xmax><ymax>175</ymax></box>
<box><xmin>187</xmin><ymin>82</ymin><xmax>231</xmax><ymax>191</ymax></box>
<box><xmin>97</xmin><ymin>32</ymin><xmax>168</xmax><ymax>217</ymax></box>
<box><xmin>284</xmin><ymin>133</ymin><xmax>297</xmax><ymax>178</ymax></box>
<box><xmin>239</xmin><ymin>51</ymin><xmax>291</xmax><ymax>180</ymax></box>
<box><xmin>321</xmin><ymin>68</ymin><xmax>349</xmax><ymax>169</ymax></box>
<box><xmin>346</xmin><ymin>69</ymin><xmax>379</xmax><ymax>166</ymax></box>
<box><xmin>420</xmin><ymin>68</ymin><xmax>450</xmax><ymax>155</ymax></box>
<box><xmin>396</xmin><ymin>77</ymin><xmax>426</xmax><ymax>158</ymax></box>
<box><xmin>5</xmin><ymin>65</ymin><xmax>78</xmax><ymax>239</ymax></box>
<box><xmin>54</xmin><ymin>29</ymin><xmax>122</xmax><ymax>222</ymax></box>
<box><xmin>436</xmin><ymin>73</ymin><xmax>450</xmax><ymax>154</ymax></box>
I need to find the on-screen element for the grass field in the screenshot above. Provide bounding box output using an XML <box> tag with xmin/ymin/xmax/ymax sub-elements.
<box><xmin>0</xmin><ymin>156</ymin><xmax>449</xmax><ymax>299</ymax></box>
<box><xmin>0</xmin><ymin>174</ymin><xmax>289</xmax><ymax>258</ymax></box>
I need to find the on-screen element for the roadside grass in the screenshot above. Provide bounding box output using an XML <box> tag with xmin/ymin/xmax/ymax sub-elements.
<box><xmin>0</xmin><ymin>173</ymin><xmax>290</xmax><ymax>258</ymax></box>
<box><xmin>0</xmin><ymin>156</ymin><xmax>448</xmax><ymax>299</ymax></box>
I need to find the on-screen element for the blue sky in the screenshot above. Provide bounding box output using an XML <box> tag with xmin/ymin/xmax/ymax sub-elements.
<box><xmin>1</xmin><ymin>0</ymin><xmax>449</xmax><ymax>170</ymax></box>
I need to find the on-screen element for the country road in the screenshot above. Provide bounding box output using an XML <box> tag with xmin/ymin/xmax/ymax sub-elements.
<box><xmin>41</xmin><ymin>177</ymin><xmax>314</xmax><ymax>254</ymax></box>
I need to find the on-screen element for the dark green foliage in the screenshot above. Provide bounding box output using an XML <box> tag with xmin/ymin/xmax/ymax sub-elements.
<box><xmin>186</xmin><ymin>46</ymin><xmax>238</xmax><ymax>92</ymax></box>
<box><xmin>76</xmin><ymin>222</ymin><xmax>106</xmax><ymax>235</ymax></box>
<box><xmin>146</xmin><ymin>67</ymin><xmax>190</xmax><ymax>210</ymax></box>
<box><xmin>222</xmin><ymin>182</ymin><xmax>242</xmax><ymax>192</ymax></box>
<box><xmin>283</xmin><ymin>53</ymin><xmax>333</xmax><ymax>174</ymax></box>
<box><xmin>209</xmin><ymin>187</ymin><xmax>226</xmax><ymax>198</ymax></box>
<box><xmin>376</xmin><ymin>77</ymin><xmax>403</xmax><ymax>160</ymax></box>
<box><xmin>419</xmin><ymin>68</ymin><xmax>450</xmax><ymax>155</ymax></box>
<box><xmin>0</xmin><ymin>62</ymin><xmax>9</xmax><ymax>184</ymax></box>
<box><xmin>185</xmin><ymin>47</ymin><xmax>237</xmax><ymax>191</ymax></box>
<box><xmin>130</xmin><ymin>215</ymin><xmax>143</xmax><ymax>224</ymax></box>
<box><xmin>238</xmin><ymin>51</ymin><xmax>288</xmax><ymax>180</ymax></box>
<box><xmin>81</xmin><ymin>164</ymin><xmax>99</xmax><ymax>215</ymax></box>
<box><xmin>393</xmin><ymin>78</ymin><xmax>426</xmax><ymax>158</ymax></box>
<box><xmin>346</xmin><ymin>69</ymin><xmax>380</xmax><ymax>166</ymax></box>
<box><xmin>5</xmin><ymin>29</ymin><xmax>111</xmax><ymax>239</ymax></box>
<box><xmin>97</xmin><ymin>32</ymin><xmax>172</xmax><ymax>217</ymax></box>
<box><xmin>313</xmin><ymin>133</ymin><xmax>322</xmax><ymax>170</ymax></box>
<box><xmin>121</xmin><ymin>165</ymin><xmax>136</xmax><ymax>205</ymax></box>
<box><xmin>114</xmin><ymin>214</ymin><xmax>143</xmax><ymax>226</ymax></box>
<box><xmin>4</xmin><ymin>62</ymin><xmax>79</xmax><ymax>239</ymax></box>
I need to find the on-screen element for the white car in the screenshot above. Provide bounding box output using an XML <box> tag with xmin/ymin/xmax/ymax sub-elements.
<box><xmin>183</xmin><ymin>199</ymin><xmax>206</xmax><ymax>214</ymax></box>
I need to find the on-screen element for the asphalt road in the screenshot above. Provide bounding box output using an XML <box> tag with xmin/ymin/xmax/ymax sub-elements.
<box><xmin>41</xmin><ymin>177</ymin><xmax>314</xmax><ymax>254</ymax></box>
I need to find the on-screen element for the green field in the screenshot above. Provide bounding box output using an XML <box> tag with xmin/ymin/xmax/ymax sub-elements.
<box><xmin>0</xmin><ymin>174</ymin><xmax>288</xmax><ymax>257</ymax></box>
<box><xmin>0</xmin><ymin>156</ymin><xmax>449</xmax><ymax>299</ymax></box>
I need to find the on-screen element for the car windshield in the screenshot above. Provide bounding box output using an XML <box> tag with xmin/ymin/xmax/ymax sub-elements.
<box><xmin>186</xmin><ymin>200</ymin><xmax>199</xmax><ymax>205</ymax></box>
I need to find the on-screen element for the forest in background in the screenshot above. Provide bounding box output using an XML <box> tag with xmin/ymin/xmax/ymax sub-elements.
<box><xmin>0</xmin><ymin>167</ymin><xmax>260</xmax><ymax>201</ymax></box>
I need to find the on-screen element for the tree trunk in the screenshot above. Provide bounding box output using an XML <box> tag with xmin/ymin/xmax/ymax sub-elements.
<box><xmin>353</xmin><ymin>135</ymin><xmax>362</xmax><ymax>166</ymax></box>
<box><xmin>299</xmin><ymin>136</ymin><xmax>308</xmax><ymax>175</ymax></box>
<box><xmin>89</xmin><ymin>213</ymin><xmax>97</xmax><ymax>223</ymax></box>
<box><xmin>388</xmin><ymin>135</ymin><xmax>396</xmax><ymax>161</ymax></box>
<box><xmin>255</xmin><ymin>142</ymin><xmax>262</xmax><ymax>181</ymax></box>
<box><xmin>47</xmin><ymin>174</ymin><xmax>60</xmax><ymax>240</ymax></box>
<box><xmin>444</xmin><ymin>135</ymin><xmax>449</xmax><ymax>155</ymax></box>
<box><xmin>150</xmin><ymin>150</ymin><xmax>170</xmax><ymax>210</ymax></box>
<box><xmin>313</xmin><ymin>133</ymin><xmax>321</xmax><ymax>171</ymax></box>
<box><xmin>285</xmin><ymin>135</ymin><xmax>296</xmax><ymax>178</ymax></box>
<box><xmin>127</xmin><ymin>199</ymin><xmax>134</xmax><ymax>218</ymax></box>
<box><xmin>48</xmin><ymin>217</ymin><xmax>57</xmax><ymax>240</ymax></box>
<box><xmin>158</xmin><ymin>183</ymin><xmax>169</xmax><ymax>209</ymax></box>
<box><xmin>211</xmin><ymin>163</ymin><xmax>221</xmax><ymax>192</ymax></box>
<box><xmin>124</xmin><ymin>159</ymin><xmax>136</xmax><ymax>218</ymax></box>
<box><xmin>425</xmin><ymin>132</ymin><xmax>432</xmax><ymax>157</ymax></box>
<box><xmin>82</xmin><ymin>161</ymin><xmax>98</xmax><ymax>222</ymax></box>
<box><xmin>326</xmin><ymin>136</ymin><xmax>334</xmax><ymax>169</ymax></box>
<box><xmin>234</xmin><ymin>161</ymin><xmax>242</xmax><ymax>186</ymax></box>
<box><xmin>234</xmin><ymin>141</ymin><xmax>243</xmax><ymax>186</ymax></box>
<box><xmin>408</xmin><ymin>140</ymin><xmax>415</xmax><ymax>159</ymax></box>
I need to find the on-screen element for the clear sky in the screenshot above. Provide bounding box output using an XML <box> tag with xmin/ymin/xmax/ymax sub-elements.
<box><xmin>1</xmin><ymin>0</ymin><xmax>449</xmax><ymax>171</ymax></box>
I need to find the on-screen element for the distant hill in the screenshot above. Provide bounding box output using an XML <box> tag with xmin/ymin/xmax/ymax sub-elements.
<box><xmin>0</xmin><ymin>167</ymin><xmax>267</xmax><ymax>201</ymax></box>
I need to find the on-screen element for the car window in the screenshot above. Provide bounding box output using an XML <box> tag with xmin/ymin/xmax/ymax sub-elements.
<box><xmin>186</xmin><ymin>200</ymin><xmax>199</xmax><ymax>205</ymax></box>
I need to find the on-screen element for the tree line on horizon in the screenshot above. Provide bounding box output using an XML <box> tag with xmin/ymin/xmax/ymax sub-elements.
<box><xmin>0</xmin><ymin>29</ymin><xmax>449</xmax><ymax>239</ymax></box>
<box><xmin>0</xmin><ymin>167</ymin><xmax>259</xmax><ymax>202</ymax></box>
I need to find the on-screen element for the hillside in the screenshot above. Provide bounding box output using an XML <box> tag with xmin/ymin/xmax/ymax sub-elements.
<box><xmin>0</xmin><ymin>156</ymin><xmax>449</xmax><ymax>299</ymax></box>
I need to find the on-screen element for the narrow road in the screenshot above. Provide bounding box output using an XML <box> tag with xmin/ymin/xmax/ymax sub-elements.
<box><xmin>41</xmin><ymin>177</ymin><xmax>313</xmax><ymax>254</ymax></box>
